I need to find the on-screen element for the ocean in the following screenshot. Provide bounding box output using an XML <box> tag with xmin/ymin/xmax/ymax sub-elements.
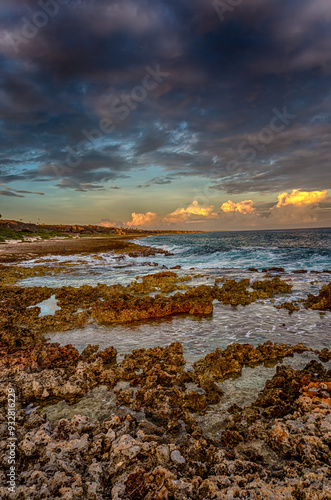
<box><xmin>19</xmin><ymin>228</ymin><xmax>331</xmax><ymax>360</ymax></box>
<box><xmin>137</xmin><ymin>228</ymin><xmax>331</xmax><ymax>272</ymax></box>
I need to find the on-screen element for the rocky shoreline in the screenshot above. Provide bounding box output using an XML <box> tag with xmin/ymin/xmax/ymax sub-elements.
<box><xmin>0</xmin><ymin>336</ymin><xmax>330</xmax><ymax>499</ymax></box>
<box><xmin>0</xmin><ymin>219</ymin><xmax>197</xmax><ymax>264</ymax></box>
<box><xmin>0</xmin><ymin>240</ymin><xmax>331</xmax><ymax>498</ymax></box>
<box><xmin>0</xmin><ymin>235</ymin><xmax>174</xmax><ymax>264</ymax></box>
<box><xmin>0</xmin><ymin>267</ymin><xmax>304</xmax><ymax>349</ymax></box>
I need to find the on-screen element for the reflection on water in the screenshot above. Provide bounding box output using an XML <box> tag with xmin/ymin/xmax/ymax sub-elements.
<box><xmin>31</xmin><ymin>295</ymin><xmax>60</xmax><ymax>316</ymax></box>
<box><xmin>41</xmin><ymin>352</ymin><xmax>331</xmax><ymax>437</ymax></box>
<box><xmin>47</xmin><ymin>302</ymin><xmax>331</xmax><ymax>364</ymax></box>
<box><xmin>16</xmin><ymin>240</ymin><xmax>331</xmax><ymax>360</ymax></box>
<box><xmin>195</xmin><ymin>352</ymin><xmax>331</xmax><ymax>439</ymax></box>
<box><xmin>43</xmin><ymin>383</ymin><xmax>146</xmax><ymax>427</ymax></box>
<box><xmin>18</xmin><ymin>231</ymin><xmax>331</xmax><ymax>436</ymax></box>
<box><xmin>17</xmin><ymin>247</ymin><xmax>331</xmax><ymax>361</ymax></box>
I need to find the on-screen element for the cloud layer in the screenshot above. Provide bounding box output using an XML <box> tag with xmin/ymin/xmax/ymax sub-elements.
<box><xmin>127</xmin><ymin>211</ymin><xmax>158</xmax><ymax>227</ymax></box>
<box><xmin>165</xmin><ymin>201</ymin><xmax>218</xmax><ymax>222</ymax></box>
<box><xmin>123</xmin><ymin>190</ymin><xmax>330</xmax><ymax>229</ymax></box>
<box><xmin>275</xmin><ymin>189</ymin><xmax>327</xmax><ymax>207</ymax></box>
<box><xmin>221</xmin><ymin>200</ymin><xmax>255</xmax><ymax>214</ymax></box>
<box><xmin>0</xmin><ymin>1</ymin><xmax>330</xmax><ymax>226</ymax></box>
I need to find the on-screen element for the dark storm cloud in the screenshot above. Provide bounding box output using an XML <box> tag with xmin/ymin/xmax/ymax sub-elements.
<box><xmin>0</xmin><ymin>190</ymin><xmax>24</xmax><ymax>197</ymax></box>
<box><xmin>1</xmin><ymin>0</ymin><xmax>331</xmax><ymax>193</ymax></box>
<box><xmin>0</xmin><ymin>184</ymin><xmax>44</xmax><ymax>196</ymax></box>
<box><xmin>15</xmin><ymin>190</ymin><xmax>44</xmax><ymax>195</ymax></box>
<box><xmin>137</xmin><ymin>175</ymin><xmax>174</xmax><ymax>188</ymax></box>
<box><xmin>135</xmin><ymin>130</ymin><xmax>170</xmax><ymax>155</ymax></box>
<box><xmin>149</xmin><ymin>177</ymin><xmax>173</xmax><ymax>185</ymax></box>
<box><xmin>56</xmin><ymin>179</ymin><xmax>106</xmax><ymax>191</ymax></box>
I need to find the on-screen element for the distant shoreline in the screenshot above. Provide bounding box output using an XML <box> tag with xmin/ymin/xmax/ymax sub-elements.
<box><xmin>0</xmin><ymin>234</ymin><xmax>164</xmax><ymax>263</ymax></box>
<box><xmin>0</xmin><ymin>219</ymin><xmax>202</xmax><ymax>263</ymax></box>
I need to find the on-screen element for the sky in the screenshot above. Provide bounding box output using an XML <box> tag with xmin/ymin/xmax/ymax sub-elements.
<box><xmin>0</xmin><ymin>0</ymin><xmax>331</xmax><ymax>230</ymax></box>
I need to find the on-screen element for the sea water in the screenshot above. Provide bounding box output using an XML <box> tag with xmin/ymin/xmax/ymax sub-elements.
<box><xmin>17</xmin><ymin>228</ymin><xmax>331</xmax><ymax>358</ymax></box>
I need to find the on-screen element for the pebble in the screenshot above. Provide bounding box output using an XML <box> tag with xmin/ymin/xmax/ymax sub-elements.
<box><xmin>171</xmin><ymin>450</ymin><xmax>186</xmax><ymax>464</ymax></box>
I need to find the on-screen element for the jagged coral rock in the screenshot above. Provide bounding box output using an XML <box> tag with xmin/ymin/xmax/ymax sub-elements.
<box><xmin>1</xmin><ymin>342</ymin><xmax>331</xmax><ymax>499</ymax></box>
<box><xmin>92</xmin><ymin>290</ymin><xmax>213</xmax><ymax>324</ymax></box>
<box><xmin>192</xmin><ymin>341</ymin><xmax>309</xmax><ymax>383</ymax></box>
<box><xmin>304</xmin><ymin>282</ymin><xmax>331</xmax><ymax>311</ymax></box>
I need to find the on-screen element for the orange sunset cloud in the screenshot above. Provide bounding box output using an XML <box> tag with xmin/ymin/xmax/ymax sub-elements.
<box><xmin>127</xmin><ymin>211</ymin><xmax>158</xmax><ymax>227</ymax></box>
<box><xmin>221</xmin><ymin>200</ymin><xmax>255</xmax><ymax>214</ymax></box>
<box><xmin>276</xmin><ymin>189</ymin><xmax>327</xmax><ymax>207</ymax></box>
<box><xmin>165</xmin><ymin>201</ymin><xmax>218</xmax><ymax>222</ymax></box>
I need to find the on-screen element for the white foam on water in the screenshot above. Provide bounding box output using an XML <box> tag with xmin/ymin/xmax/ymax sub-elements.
<box><xmin>46</xmin><ymin>302</ymin><xmax>331</xmax><ymax>364</ymax></box>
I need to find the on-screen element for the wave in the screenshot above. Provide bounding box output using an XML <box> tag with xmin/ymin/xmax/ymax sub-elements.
<box><xmin>134</xmin><ymin>243</ymin><xmax>331</xmax><ymax>272</ymax></box>
<box><xmin>21</xmin><ymin>230</ymin><xmax>331</xmax><ymax>278</ymax></box>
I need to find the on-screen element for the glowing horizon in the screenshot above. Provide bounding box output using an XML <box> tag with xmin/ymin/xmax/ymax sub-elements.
<box><xmin>1</xmin><ymin>1</ymin><xmax>331</xmax><ymax>230</ymax></box>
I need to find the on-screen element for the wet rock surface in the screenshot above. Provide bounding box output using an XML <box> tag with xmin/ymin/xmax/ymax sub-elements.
<box><xmin>192</xmin><ymin>341</ymin><xmax>310</xmax><ymax>383</ymax></box>
<box><xmin>1</xmin><ymin>252</ymin><xmax>331</xmax><ymax>498</ymax></box>
<box><xmin>267</xmin><ymin>279</ymin><xmax>331</xmax><ymax>314</ymax></box>
<box><xmin>1</xmin><ymin>336</ymin><xmax>330</xmax><ymax>499</ymax></box>
<box><xmin>0</xmin><ymin>263</ymin><xmax>69</xmax><ymax>285</ymax></box>
<box><xmin>0</xmin><ymin>273</ymin><xmax>298</xmax><ymax>348</ymax></box>
<box><xmin>304</xmin><ymin>282</ymin><xmax>331</xmax><ymax>311</ymax></box>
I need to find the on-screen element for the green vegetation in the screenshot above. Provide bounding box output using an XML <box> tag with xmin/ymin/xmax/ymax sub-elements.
<box><xmin>0</xmin><ymin>228</ymin><xmax>72</xmax><ymax>242</ymax></box>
